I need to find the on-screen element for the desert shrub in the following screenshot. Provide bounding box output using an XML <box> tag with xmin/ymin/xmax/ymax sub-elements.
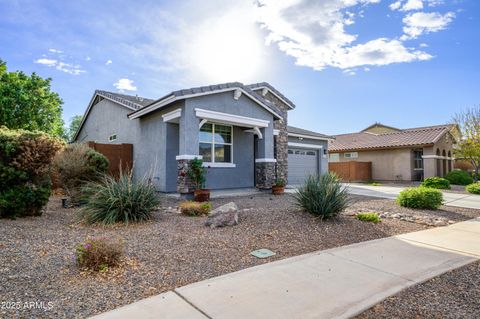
<box><xmin>78</xmin><ymin>173</ymin><xmax>160</xmax><ymax>225</ymax></box>
<box><xmin>421</xmin><ymin>177</ymin><xmax>451</xmax><ymax>189</ymax></box>
<box><xmin>75</xmin><ymin>237</ymin><xmax>124</xmax><ymax>272</ymax></box>
<box><xmin>294</xmin><ymin>173</ymin><xmax>349</xmax><ymax>219</ymax></box>
<box><xmin>368</xmin><ymin>181</ymin><xmax>382</xmax><ymax>186</ymax></box>
<box><xmin>445</xmin><ymin>170</ymin><xmax>474</xmax><ymax>185</ymax></box>
<box><xmin>0</xmin><ymin>126</ymin><xmax>63</xmax><ymax>218</ymax></box>
<box><xmin>466</xmin><ymin>182</ymin><xmax>480</xmax><ymax>194</ymax></box>
<box><xmin>53</xmin><ymin>143</ymin><xmax>109</xmax><ymax>203</ymax></box>
<box><xmin>356</xmin><ymin>212</ymin><xmax>381</xmax><ymax>223</ymax></box>
<box><xmin>179</xmin><ymin>201</ymin><xmax>212</xmax><ymax>216</ymax></box>
<box><xmin>397</xmin><ymin>187</ymin><xmax>443</xmax><ymax>209</ymax></box>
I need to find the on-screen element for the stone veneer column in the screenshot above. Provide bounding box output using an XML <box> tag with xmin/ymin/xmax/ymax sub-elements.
<box><xmin>274</xmin><ymin>121</ymin><xmax>288</xmax><ymax>182</ymax></box>
<box><xmin>176</xmin><ymin>155</ymin><xmax>202</xmax><ymax>194</ymax></box>
<box><xmin>255</xmin><ymin>160</ymin><xmax>276</xmax><ymax>189</ymax></box>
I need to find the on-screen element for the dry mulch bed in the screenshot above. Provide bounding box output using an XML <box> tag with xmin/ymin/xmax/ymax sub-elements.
<box><xmin>0</xmin><ymin>193</ymin><xmax>478</xmax><ymax>318</ymax></box>
<box><xmin>356</xmin><ymin>260</ymin><xmax>480</xmax><ymax>319</ymax></box>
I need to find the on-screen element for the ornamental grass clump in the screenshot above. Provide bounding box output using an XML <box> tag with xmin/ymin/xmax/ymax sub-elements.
<box><xmin>397</xmin><ymin>187</ymin><xmax>443</xmax><ymax>209</ymax></box>
<box><xmin>421</xmin><ymin>177</ymin><xmax>451</xmax><ymax>189</ymax></box>
<box><xmin>294</xmin><ymin>173</ymin><xmax>349</xmax><ymax>220</ymax></box>
<box><xmin>179</xmin><ymin>201</ymin><xmax>212</xmax><ymax>216</ymax></box>
<box><xmin>75</xmin><ymin>237</ymin><xmax>124</xmax><ymax>272</ymax></box>
<box><xmin>78</xmin><ymin>172</ymin><xmax>160</xmax><ymax>225</ymax></box>
<box><xmin>356</xmin><ymin>212</ymin><xmax>381</xmax><ymax>223</ymax></box>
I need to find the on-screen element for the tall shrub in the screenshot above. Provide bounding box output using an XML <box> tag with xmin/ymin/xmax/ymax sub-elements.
<box><xmin>0</xmin><ymin>126</ymin><xmax>63</xmax><ymax>217</ymax></box>
<box><xmin>294</xmin><ymin>173</ymin><xmax>349</xmax><ymax>219</ymax></box>
<box><xmin>53</xmin><ymin>143</ymin><xmax>109</xmax><ymax>203</ymax></box>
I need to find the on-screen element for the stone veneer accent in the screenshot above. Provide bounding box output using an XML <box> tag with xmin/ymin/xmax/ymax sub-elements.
<box><xmin>255</xmin><ymin>161</ymin><xmax>276</xmax><ymax>189</ymax></box>
<box><xmin>262</xmin><ymin>91</ymin><xmax>290</xmax><ymax>183</ymax></box>
<box><xmin>176</xmin><ymin>159</ymin><xmax>194</xmax><ymax>193</ymax></box>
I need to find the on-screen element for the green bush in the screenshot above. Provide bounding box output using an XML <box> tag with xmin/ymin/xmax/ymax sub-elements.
<box><xmin>421</xmin><ymin>177</ymin><xmax>450</xmax><ymax>189</ymax></box>
<box><xmin>179</xmin><ymin>201</ymin><xmax>212</xmax><ymax>216</ymax></box>
<box><xmin>53</xmin><ymin>143</ymin><xmax>109</xmax><ymax>203</ymax></box>
<box><xmin>75</xmin><ymin>237</ymin><xmax>124</xmax><ymax>272</ymax></box>
<box><xmin>466</xmin><ymin>182</ymin><xmax>480</xmax><ymax>194</ymax></box>
<box><xmin>78</xmin><ymin>173</ymin><xmax>160</xmax><ymax>225</ymax></box>
<box><xmin>0</xmin><ymin>126</ymin><xmax>63</xmax><ymax>218</ymax></box>
<box><xmin>445</xmin><ymin>170</ymin><xmax>474</xmax><ymax>185</ymax></box>
<box><xmin>397</xmin><ymin>187</ymin><xmax>443</xmax><ymax>209</ymax></box>
<box><xmin>356</xmin><ymin>212</ymin><xmax>381</xmax><ymax>223</ymax></box>
<box><xmin>294</xmin><ymin>173</ymin><xmax>349</xmax><ymax>219</ymax></box>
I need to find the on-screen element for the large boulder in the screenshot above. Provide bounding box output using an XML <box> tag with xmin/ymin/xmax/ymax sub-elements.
<box><xmin>205</xmin><ymin>202</ymin><xmax>239</xmax><ymax>228</ymax></box>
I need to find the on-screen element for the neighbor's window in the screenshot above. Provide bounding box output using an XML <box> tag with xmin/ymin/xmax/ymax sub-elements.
<box><xmin>414</xmin><ymin>149</ymin><xmax>424</xmax><ymax>170</ymax></box>
<box><xmin>108</xmin><ymin>134</ymin><xmax>117</xmax><ymax>142</ymax></box>
<box><xmin>329</xmin><ymin>153</ymin><xmax>340</xmax><ymax>162</ymax></box>
<box><xmin>344</xmin><ymin>152</ymin><xmax>358</xmax><ymax>159</ymax></box>
<box><xmin>199</xmin><ymin>123</ymin><xmax>232</xmax><ymax>163</ymax></box>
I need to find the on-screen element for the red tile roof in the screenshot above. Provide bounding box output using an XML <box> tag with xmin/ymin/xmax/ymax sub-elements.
<box><xmin>330</xmin><ymin>124</ymin><xmax>455</xmax><ymax>152</ymax></box>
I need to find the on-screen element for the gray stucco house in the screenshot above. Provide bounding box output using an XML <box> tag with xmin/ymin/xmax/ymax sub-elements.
<box><xmin>74</xmin><ymin>82</ymin><xmax>333</xmax><ymax>193</ymax></box>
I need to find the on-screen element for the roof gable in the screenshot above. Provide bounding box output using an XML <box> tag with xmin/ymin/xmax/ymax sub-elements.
<box><xmin>128</xmin><ymin>82</ymin><xmax>283</xmax><ymax>120</ymax></box>
<box><xmin>246</xmin><ymin>82</ymin><xmax>295</xmax><ymax>109</ymax></box>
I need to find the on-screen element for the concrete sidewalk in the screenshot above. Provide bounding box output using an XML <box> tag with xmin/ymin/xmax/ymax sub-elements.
<box><xmin>91</xmin><ymin>218</ymin><xmax>480</xmax><ymax>319</ymax></box>
<box><xmin>344</xmin><ymin>183</ymin><xmax>480</xmax><ymax>209</ymax></box>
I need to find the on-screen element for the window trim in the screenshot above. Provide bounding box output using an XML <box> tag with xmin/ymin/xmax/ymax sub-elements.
<box><xmin>199</xmin><ymin>122</ymin><xmax>234</xmax><ymax>166</ymax></box>
<box><xmin>108</xmin><ymin>134</ymin><xmax>117</xmax><ymax>142</ymax></box>
<box><xmin>344</xmin><ymin>152</ymin><xmax>358</xmax><ymax>159</ymax></box>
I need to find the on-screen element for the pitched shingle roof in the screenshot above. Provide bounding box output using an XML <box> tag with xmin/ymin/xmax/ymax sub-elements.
<box><xmin>330</xmin><ymin>124</ymin><xmax>455</xmax><ymax>152</ymax></box>
<box><xmin>288</xmin><ymin>126</ymin><xmax>334</xmax><ymax>140</ymax></box>
<box><xmin>96</xmin><ymin>90</ymin><xmax>154</xmax><ymax>109</ymax></box>
<box><xmin>247</xmin><ymin>82</ymin><xmax>296</xmax><ymax>109</ymax></box>
<box><xmin>130</xmin><ymin>82</ymin><xmax>283</xmax><ymax>118</ymax></box>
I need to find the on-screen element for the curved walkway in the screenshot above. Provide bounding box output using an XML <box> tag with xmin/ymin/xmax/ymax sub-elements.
<box><xmin>91</xmin><ymin>218</ymin><xmax>480</xmax><ymax>319</ymax></box>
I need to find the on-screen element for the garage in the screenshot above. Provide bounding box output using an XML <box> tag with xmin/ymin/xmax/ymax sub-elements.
<box><xmin>288</xmin><ymin>148</ymin><xmax>319</xmax><ymax>185</ymax></box>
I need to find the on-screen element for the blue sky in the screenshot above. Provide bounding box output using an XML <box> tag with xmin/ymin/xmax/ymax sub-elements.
<box><xmin>0</xmin><ymin>0</ymin><xmax>478</xmax><ymax>134</ymax></box>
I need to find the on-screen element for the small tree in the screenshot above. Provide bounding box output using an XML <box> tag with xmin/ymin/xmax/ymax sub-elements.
<box><xmin>66</xmin><ymin>115</ymin><xmax>83</xmax><ymax>142</ymax></box>
<box><xmin>0</xmin><ymin>59</ymin><xmax>65</xmax><ymax>137</ymax></box>
<box><xmin>453</xmin><ymin>106</ymin><xmax>480</xmax><ymax>181</ymax></box>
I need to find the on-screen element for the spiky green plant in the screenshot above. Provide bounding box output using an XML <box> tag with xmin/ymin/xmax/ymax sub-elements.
<box><xmin>293</xmin><ymin>173</ymin><xmax>349</xmax><ymax>219</ymax></box>
<box><xmin>79</xmin><ymin>172</ymin><xmax>160</xmax><ymax>225</ymax></box>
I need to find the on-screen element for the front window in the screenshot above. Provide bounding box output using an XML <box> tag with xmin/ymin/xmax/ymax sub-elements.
<box><xmin>414</xmin><ymin>149</ymin><xmax>424</xmax><ymax>170</ymax></box>
<box><xmin>199</xmin><ymin>123</ymin><xmax>232</xmax><ymax>163</ymax></box>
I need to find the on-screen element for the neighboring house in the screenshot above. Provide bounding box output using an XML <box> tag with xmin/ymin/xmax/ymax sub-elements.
<box><xmin>329</xmin><ymin>123</ymin><xmax>459</xmax><ymax>181</ymax></box>
<box><xmin>74</xmin><ymin>82</ymin><xmax>333</xmax><ymax>192</ymax></box>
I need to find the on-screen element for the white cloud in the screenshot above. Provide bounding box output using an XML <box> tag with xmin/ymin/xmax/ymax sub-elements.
<box><xmin>113</xmin><ymin>78</ymin><xmax>137</xmax><ymax>91</ymax></box>
<box><xmin>55</xmin><ymin>62</ymin><xmax>85</xmax><ymax>75</ymax></box>
<box><xmin>34</xmin><ymin>58</ymin><xmax>57</xmax><ymax>66</ymax></box>
<box><xmin>255</xmin><ymin>0</ymin><xmax>433</xmax><ymax>70</ymax></box>
<box><xmin>105</xmin><ymin>60</ymin><xmax>112</xmax><ymax>65</ymax></box>
<box><xmin>86</xmin><ymin>56</ymin><xmax>91</xmax><ymax>61</ymax></box>
<box><xmin>35</xmin><ymin>50</ymin><xmax>85</xmax><ymax>75</ymax></box>
<box><xmin>402</xmin><ymin>11</ymin><xmax>455</xmax><ymax>39</ymax></box>
<box><xmin>419</xmin><ymin>42</ymin><xmax>429</xmax><ymax>47</ymax></box>
<box><xmin>389</xmin><ymin>0</ymin><xmax>443</xmax><ymax>12</ymax></box>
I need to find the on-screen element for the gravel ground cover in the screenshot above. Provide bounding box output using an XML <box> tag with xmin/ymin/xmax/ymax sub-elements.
<box><xmin>0</xmin><ymin>193</ymin><xmax>478</xmax><ymax>318</ymax></box>
<box><xmin>356</xmin><ymin>260</ymin><xmax>480</xmax><ymax>319</ymax></box>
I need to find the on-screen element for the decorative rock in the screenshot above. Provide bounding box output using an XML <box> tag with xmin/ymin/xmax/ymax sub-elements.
<box><xmin>205</xmin><ymin>202</ymin><xmax>239</xmax><ymax>228</ymax></box>
<box><xmin>165</xmin><ymin>206</ymin><xmax>181</xmax><ymax>214</ymax></box>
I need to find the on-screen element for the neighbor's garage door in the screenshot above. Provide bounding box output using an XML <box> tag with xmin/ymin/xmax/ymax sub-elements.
<box><xmin>288</xmin><ymin>148</ymin><xmax>318</xmax><ymax>185</ymax></box>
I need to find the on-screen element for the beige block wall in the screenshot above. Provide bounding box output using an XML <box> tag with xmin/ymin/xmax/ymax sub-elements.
<box><xmin>335</xmin><ymin>149</ymin><xmax>413</xmax><ymax>181</ymax></box>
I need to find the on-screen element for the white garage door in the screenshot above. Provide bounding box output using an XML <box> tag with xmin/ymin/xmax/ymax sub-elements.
<box><xmin>288</xmin><ymin>148</ymin><xmax>318</xmax><ymax>185</ymax></box>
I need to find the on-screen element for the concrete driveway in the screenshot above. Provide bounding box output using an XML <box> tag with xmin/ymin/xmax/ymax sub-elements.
<box><xmin>344</xmin><ymin>184</ymin><xmax>480</xmax><ymax>210</ymax></box>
